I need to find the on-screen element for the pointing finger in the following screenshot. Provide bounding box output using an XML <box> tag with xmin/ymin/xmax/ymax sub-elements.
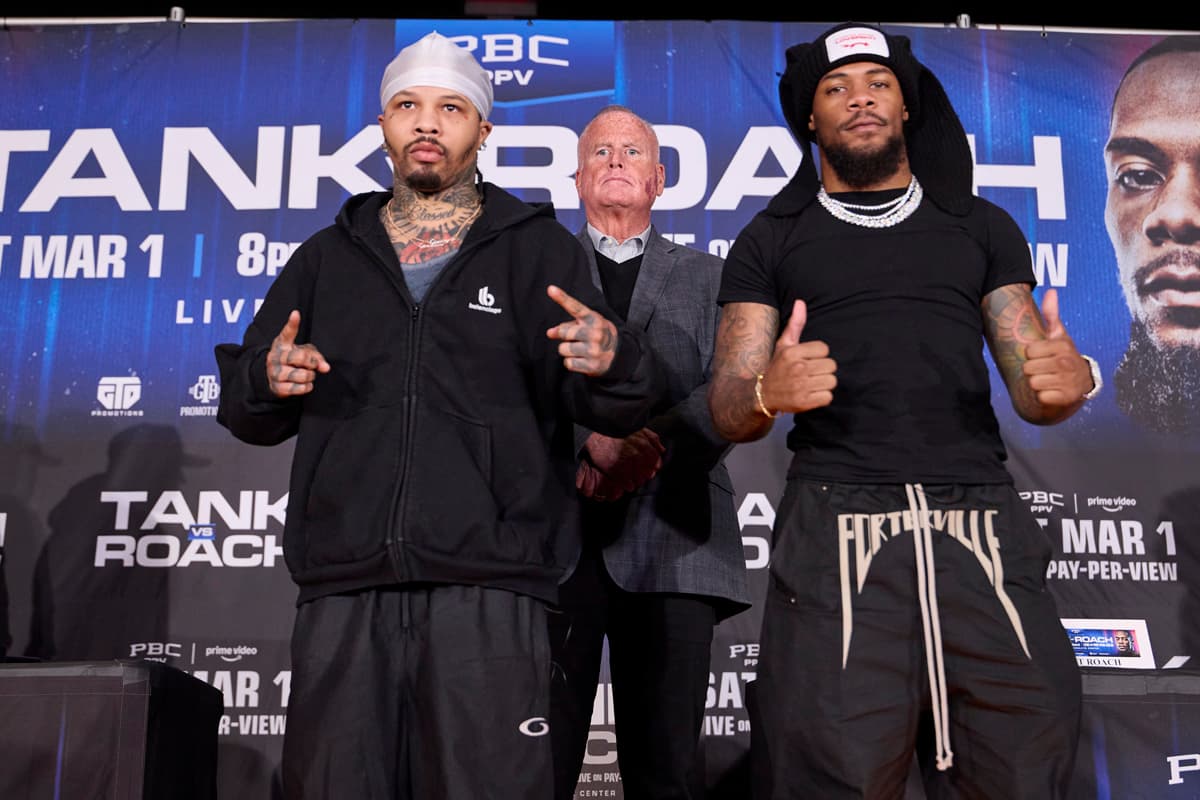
<box><xmin>277</xmin><ymin>310</ymin><xmax>301</xmax><ymax>345</ymax></box>
<box><xmin>547</xmin><ymin>284</ymin><xmax>592</xmax><ymax>320</ymax></box>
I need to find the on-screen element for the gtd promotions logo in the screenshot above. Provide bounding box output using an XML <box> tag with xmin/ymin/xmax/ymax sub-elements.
<box><xmin>93</xmin><ymin>375</ymin><xmax>145</xmax><ymax>417</ymax></box>
<box><xmin>392</xmin><ymin>20</ymin><xmax>614</xmax><ymax>106</ymax></box>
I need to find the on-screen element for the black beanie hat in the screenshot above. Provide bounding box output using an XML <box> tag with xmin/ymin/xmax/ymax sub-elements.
<box><xmin>767</xmin><ymin>22</ymin><xmax>974</xmax><ymax>217</ymax></box>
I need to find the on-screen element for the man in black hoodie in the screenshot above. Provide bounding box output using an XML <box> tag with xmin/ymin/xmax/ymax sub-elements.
<box><xmin>215</xmin><ymin>31</ymin><xmax>661</xmax><ymax>800</ymax></box>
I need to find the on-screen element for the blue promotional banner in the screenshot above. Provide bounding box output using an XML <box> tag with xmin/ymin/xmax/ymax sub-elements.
<box><xmin>1</xmin><ymin>17</ymin><xmax>1197</xmax><ymax>799</ymax></box>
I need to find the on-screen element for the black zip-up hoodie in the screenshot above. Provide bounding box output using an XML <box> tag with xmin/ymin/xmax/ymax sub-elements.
<box><xmin>215</xmin><ymin>185</ymin><xmax>662</xmax><ymax>605</ymax></box>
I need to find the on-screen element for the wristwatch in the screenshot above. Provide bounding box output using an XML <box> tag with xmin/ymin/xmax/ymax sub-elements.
<box><xmin>1081</xmin><ymin>354</ymin><xmax>1102</xmax><ymax>400</ymax></box>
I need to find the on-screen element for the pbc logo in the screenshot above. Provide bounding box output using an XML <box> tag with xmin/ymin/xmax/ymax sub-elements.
<box><xmin>395</xmin><ymin>21</ymin><xmax>612</xmax><ymax>106</ymax></box>
<box><xmin>729</xmin><ymin>643</ymin><xmax>759</xmax><ymax>659</ymax></box>
<box><xmin>129</xmin><ymin>642</ymin><xmax>183</xmax><ymax>660</ymax></box>
<box><xmin>449</xmin><ymin>33</ymin><xmax>570</xmax><ymax>88</ymax></box>
<box><xmin>1169</xmin><ymin>754</ymin><xmax>1200</xmax><ymax>785</ymax></box>
<box><xmin>97</xmin><ymin>376</ymin><xmax>141</xmax><ymax>410</ymax></box>
<box><xmin>188</xmin><ymin>375</ymin><xmax>220</xmax><ymax>404</ymax></box>
<box><xmin>1019</xmin><ymin>490</ymin><xmax>1065</xmax><ymax>514</ymax></box>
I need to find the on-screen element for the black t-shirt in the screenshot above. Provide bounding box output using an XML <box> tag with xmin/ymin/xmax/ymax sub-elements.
<box><xmin>718</xmin><ymin>194</ymin><xmax>1034</xmax><ymax>484</ymax></box>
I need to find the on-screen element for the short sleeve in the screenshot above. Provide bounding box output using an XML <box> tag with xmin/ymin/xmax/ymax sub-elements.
<box><xmin>979</xmin><ymin>199</ymin><xmax>1037</xmax><ymax>295</ymax></box>
<box><xmin>717</xmin><ymin>213</ymin><xmax>780</xmax><ymax>307</ymax></box>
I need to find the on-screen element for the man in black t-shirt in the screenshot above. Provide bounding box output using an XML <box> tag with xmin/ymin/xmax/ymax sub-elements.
<box><xmin>707</xmin><ymin>22</ymin><xmax>1100</xmax><ymax>800</ymax></box>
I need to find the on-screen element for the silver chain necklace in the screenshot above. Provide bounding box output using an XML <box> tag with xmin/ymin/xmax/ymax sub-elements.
<box><xmin>817</xmin><ymin>176</ymin><xmax>923</xmax><ymax>228</ymax></box>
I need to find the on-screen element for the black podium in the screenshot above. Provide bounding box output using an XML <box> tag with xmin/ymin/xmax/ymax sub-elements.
<box><xmin>0</xmin><ymin>660</ymin><xmax>222</xmax><ymax>800</ymax></box>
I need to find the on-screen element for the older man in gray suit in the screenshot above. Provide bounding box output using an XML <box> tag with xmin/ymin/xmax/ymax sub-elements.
<box><xmin>548</xmin><ymin>105</ymin><xmax>751</xmax><ymax>800</ymax></box>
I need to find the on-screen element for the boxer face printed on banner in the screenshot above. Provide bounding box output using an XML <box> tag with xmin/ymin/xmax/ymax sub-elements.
<box><xmin>1112</xmin><ymin>629</ymin><xmax>1137</xmax><ymax>656</ymax></box>
<box><xmin>1105</xmin><ymin>49</ymin><xmax>1200</xmax><ymax>352</ymax></box>
<box><xmin>1105</xmin><ymin>44</ymin><xmax>1200</xmax><ymax>432</ymax></box>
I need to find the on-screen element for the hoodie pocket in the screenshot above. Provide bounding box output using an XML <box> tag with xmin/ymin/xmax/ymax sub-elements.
<box><xmin>302</xmin><ymin>404</ymin><xmax>405</xmax><ymax>566</ymax></box>
<box><xmin>405</xmin><ymin>406</ymin><xmax>506</xmax><ymax>554</ymax></box>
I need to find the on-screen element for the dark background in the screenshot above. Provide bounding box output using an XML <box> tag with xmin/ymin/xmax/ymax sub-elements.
<box><xmin>5</xmin><ymin>3</ymin><xmax>1194</xmax><ymax>33</ymax></box>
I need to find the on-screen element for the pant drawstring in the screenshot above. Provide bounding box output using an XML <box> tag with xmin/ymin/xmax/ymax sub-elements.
<box><xmin>906</xmin><ymin>483</ymin><xmax>954</xmax><ymax>772</ymax></box>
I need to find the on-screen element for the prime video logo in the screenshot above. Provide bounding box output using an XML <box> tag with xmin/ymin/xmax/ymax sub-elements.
<box><xmin>396</xmin><ymin>21</ymin><xmax>614</xmax><ymax>106</ymax></box>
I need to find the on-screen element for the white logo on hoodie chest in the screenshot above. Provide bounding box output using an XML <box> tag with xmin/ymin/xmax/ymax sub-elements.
<box><xmin>468</xmin><ymin>285</ymin><xmax>504</xmax><ymax>315</ymax></box>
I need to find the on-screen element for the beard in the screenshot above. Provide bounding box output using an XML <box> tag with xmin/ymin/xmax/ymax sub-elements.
<box><xmin>1114</xmin><ymin>320</ymin><xmax>1200</xmax><ymax>433</ymax></box>
<box><xmin>817</xmin><ymin>129</ymin><xmax>907</xmax><ymax>190</ymax></box>
<box><xmin>405</xmin><ymin>167</ymin><xmax>445</xmax><ymax>194</ymax></box>
<box><xmin>400</xmin><ymin>136</ymin><xmax>472</xmax><ymax>194</ymax></box>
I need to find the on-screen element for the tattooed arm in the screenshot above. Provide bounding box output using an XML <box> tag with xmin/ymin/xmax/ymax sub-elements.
<box><xmin>215</xmin><ymin>241</ymin><xmax>323</xmax><ymax>445</ymax></box>
<box><xmin>982</xmin><ymin>284</ymin><xmax>1094</xmax><ymax>425</ymax></box>
<box><xmin>708</xmin><ymin>299</ymin><xmax>837</xmax><ymax>442</ymax></box>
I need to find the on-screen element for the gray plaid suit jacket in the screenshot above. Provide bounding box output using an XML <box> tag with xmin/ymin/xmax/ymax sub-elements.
<box><xmin>573</xmin><ymin>226</ymin><xmax>750</xmax><ymax>618</ymax></box>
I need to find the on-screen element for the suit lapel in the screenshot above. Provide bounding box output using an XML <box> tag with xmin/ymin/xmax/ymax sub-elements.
<box><xmin>575</xmin><ymin>228</ymin><xmax>603</xmax><ymax>290</ymax></box>
<box><xmin>627</xmin><ymin>227</ymin><xmax>675</xmax><ymax>330</ymax></box>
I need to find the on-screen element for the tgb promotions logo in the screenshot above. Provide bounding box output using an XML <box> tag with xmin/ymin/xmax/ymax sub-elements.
<box><xmin>92</xmin><ymin>375</ymin><xmax>144</xmax><ymax>417</ymax></box>
<box><xmin>391</xmin><ymin>20</ymin><xmax>614</xmax><ymax>107</ymax></box>
<box><xmin>181</xmin><ymin>374</ymin><xmax>220</xmax><ymax>418</ymax></box>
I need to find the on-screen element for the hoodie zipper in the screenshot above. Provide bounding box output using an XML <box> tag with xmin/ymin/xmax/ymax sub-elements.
<box><xmin>382</xmin><ymin>227</ymin><xmax>497</xmax><ymax>585</ymax></box>
<box><xmin>386</xmin><ymin>301</ymin><xmax>422</xmax><ymax>583</ymax></box>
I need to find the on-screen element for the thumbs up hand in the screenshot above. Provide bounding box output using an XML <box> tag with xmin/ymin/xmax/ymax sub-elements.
<box><xmin>758</xmin><ymin>299</ymin><xmax>838</xmax><ymax>415</ymax></box>
<box><xmin>1022</xmin><ymin>289</ymin><xmax>1095</xmax><ymax>407</ymax></box>
<box><xmin>266</xmin><ymin>310</ymin><xmax>331</xmax><ymax>398</ymax></box>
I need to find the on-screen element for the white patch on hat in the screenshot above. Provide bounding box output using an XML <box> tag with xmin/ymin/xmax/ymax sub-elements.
<box><xmin>825</xmin><ymin>27</ymin><xmax>890</xmax><ymax>64</ymax></box>
<box><xmin>379</xmin><ymin>31</ymin><xmax>494</xmax><ymax>119</ymax></box>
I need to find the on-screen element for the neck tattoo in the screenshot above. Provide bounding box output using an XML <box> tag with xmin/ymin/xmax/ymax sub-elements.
<box><xmin>412</xmin><ymin>234</ymin><xmax>454</xmax><ymax>250</ymax></box>
<box><xmin>817</xmin><ymin>175</ymin><xmax>923</xmax><ymax>228</ymax></box>
<box><xmin>381</xmin><ymin>198</ymin><xmax>481</xmax><ymax>250</ymax></box>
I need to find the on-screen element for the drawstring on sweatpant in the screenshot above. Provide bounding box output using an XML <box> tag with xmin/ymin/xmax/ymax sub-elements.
<box><xmin>905</xmin><ymin>483</ymin><xmax>954</xmax><ymax>772</ymax></box>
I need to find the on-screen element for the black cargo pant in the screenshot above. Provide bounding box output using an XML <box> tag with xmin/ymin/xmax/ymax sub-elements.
<box><xmin>752</xmin><ymin>480</ymin><xmax>1081</xmax><ymax>800</ymax></box>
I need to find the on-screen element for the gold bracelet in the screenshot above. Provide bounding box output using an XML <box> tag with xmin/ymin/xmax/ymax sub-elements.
<box><xmin>754</xmin><ymin>373</ymin><xmax>778</xmax><ymax>419</ymax></box>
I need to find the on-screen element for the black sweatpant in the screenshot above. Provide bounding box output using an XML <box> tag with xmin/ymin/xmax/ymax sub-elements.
<box><xmin>281</xmin><ymin>584</ymin><xmax>553</xmax><ymax>800</ymax></box>
<box><xmin>753</xmin><ymin>480</ymin><xmax>1081</xmax><ymax>800</ymax></box>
